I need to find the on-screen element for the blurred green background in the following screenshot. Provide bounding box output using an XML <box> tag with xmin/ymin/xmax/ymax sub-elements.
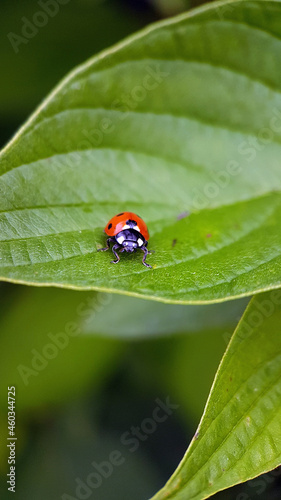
<box><xmin>1</xmin><ymin>1</ymin><xmax>281</xmax><ymax>499</ymax></box>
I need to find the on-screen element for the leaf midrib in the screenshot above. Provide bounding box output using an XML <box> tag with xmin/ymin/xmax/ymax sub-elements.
<box><xmin>1</xmin><ymin>200</ymin><xmax>280</xmax><ymax>287</ymax></box>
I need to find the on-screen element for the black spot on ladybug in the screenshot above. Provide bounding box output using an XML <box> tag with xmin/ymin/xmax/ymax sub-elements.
<box><xmin>108</xmin><ymin>223</ymin><xmax>112</xmax><ymax>229</ymax></box>
<box><xmin>126</xmin><ymin>219</ymin><xmax>137</xmax><ymax>226</ymax></box>
<box><xmin>117</xmin><ymin>213</ymin><xmax>124</xmax><ymax>217</ymax></box>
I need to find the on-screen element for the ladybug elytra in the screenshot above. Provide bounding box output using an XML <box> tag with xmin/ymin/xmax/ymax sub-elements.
<box><xmin>98</xmin><ymin>212</ymin><xmax>152</xmax><ymax>268</ymax></box>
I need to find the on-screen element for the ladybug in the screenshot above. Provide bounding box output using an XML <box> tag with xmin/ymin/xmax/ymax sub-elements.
<box><xmin>98</xmin><ymin>212</ymin><xmax>152</xmax><ymax>268</ymax></box>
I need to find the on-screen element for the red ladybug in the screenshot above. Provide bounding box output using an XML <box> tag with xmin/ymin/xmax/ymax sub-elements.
<box><xmin>98</xmin><ymin>212</ymin><xmax>152</xmax><ymax>268</ymax></box>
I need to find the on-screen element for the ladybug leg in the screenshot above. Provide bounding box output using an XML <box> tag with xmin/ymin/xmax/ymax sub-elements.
<box><xmin>98</xmin><ymin>237</ymin><xmax>115</xmax><ymax>252</ymax></box>
<box><xmin>141</xmin><ymin>246</ymin><xmax>152</xmax><ymax>268</ymax></box>
<box><xmin>144</xmin><ymin>240</ymin><xmax>154</xmax><ymax>255</ymax></box>
<box><xmin>111</xmin><ymin>243</ymin><xmax>122</xmax><ymax>264</ymax></box>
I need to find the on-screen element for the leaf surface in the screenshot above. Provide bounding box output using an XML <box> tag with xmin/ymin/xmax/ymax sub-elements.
<box><xmin>1</xmin><ymin>0</ymin><xmax>281</xmax><ymax>302</ymax></box>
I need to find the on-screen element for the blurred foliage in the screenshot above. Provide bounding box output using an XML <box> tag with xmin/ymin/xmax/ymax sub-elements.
<box><xmin>0</xmin><ymin>286</ymin><xmax>123</xmax><ymax>413</ymax></box>
<box><xmin>82</xmin><ymin>294</ymin><xmax>247</xmax><ymax>339</ymax></box>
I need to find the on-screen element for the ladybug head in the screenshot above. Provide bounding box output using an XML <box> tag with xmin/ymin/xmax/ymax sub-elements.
<box><xmin>122</xmin><ymin>240</ymin><xmax>138</xmax><ymax>252</ymax></box>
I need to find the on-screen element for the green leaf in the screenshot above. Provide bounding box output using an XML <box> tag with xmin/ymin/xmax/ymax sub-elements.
<box><xmin>1</xmin><ymin>0</ymin><xmax>281</xmax><ymax>303</ymax></box>
<box><xmin>82</xmin><ymin>293</ymin><xmax>247</xmax><ymax>338</ymax></box>
<box><xmin>150</xmin><ymin>289</ymin><xmax>281</xmax><ymax>500</ymax></box>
